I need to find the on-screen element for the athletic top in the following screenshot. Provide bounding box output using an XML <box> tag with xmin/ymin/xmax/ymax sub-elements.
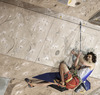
<box><xmin>77</xmin><ymin>67</ymin><xmax>93</xmax><ymax>81</ymax></box>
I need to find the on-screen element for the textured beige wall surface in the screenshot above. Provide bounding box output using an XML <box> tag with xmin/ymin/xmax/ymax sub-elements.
<box><xmin>22</xmin><ymin>0</ymin><xmax>100</xmax><ymax>21</ymax></box>
<box><xmin>0</xmin><ymin>2</ymin><xmax>54</xmax><ymax>62</ymax></box>
<box><xmin>0</xmin><ymin>2</ymin><xmax>100</xmax><ymax>79</ymax></box>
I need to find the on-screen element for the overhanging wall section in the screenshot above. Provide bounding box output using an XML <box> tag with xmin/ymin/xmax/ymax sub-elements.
<box><xmin>0</xmin><ymin>2</ymin><xmax>100</xmax><ymax>79</ymax></box>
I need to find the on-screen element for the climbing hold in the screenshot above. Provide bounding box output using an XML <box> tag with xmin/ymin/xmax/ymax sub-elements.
<box><xmin>55</xmin><ymin>50</ymin><xmax>60</xmax><ymax>55</ymax></box>
<box><xmin>68</xmin><ymin>0</ymin><xmax>72</xmax><ymax>4</ymax></box>
<box><xmin>60</xmin><ymin>16</ymin><xmax>62</xmax><ymax>19</ymax></box>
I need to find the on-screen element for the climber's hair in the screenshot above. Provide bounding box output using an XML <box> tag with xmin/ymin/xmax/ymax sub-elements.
<box><xmin>84</xmin><ymin>52</ymin><xmax>97</xmax><ymax>63</ymax></box>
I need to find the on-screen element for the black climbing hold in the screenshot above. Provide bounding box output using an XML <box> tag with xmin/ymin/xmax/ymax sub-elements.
<box><xmin>55</xmin><ymin>50</ymin><xmax>60</xmax><ymax>55</ymax></box>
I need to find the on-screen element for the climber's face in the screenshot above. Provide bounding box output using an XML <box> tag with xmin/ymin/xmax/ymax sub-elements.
<box><xmin>87</xmin><ymin>54</ymin><xmax>92</xmax><ymax>62</ymax></box>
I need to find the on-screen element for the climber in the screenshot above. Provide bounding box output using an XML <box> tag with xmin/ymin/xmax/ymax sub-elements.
<box><xmin>71</xmin><ymin>50</ymin><xmax>97</xmax><ymax>81</ymax></box>
<box><xmin>25</xmin><ymin>50</ymin><xmax>96</xmax><ymax>90</ymax></box>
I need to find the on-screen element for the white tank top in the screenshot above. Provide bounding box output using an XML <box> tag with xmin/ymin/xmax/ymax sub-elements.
<box><xmin>77</xmin><ymin>67</ymin><xmax>93</xmax><ymax>81</ymax></box>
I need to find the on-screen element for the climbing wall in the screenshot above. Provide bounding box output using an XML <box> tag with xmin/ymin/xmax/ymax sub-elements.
<box><xmin>0</xmin><ymin>2</ymin><xmax>100</xmax><ymax>79</ymax></box>
<box><xmin>0</xmin><ymin>2</ymin><xmax>54</xmax><ymax>62</ymax></box>
<box><xmin>36</xmin><ymin>19</ymin><xmax>79</xmax><ymax>67</ymax></box>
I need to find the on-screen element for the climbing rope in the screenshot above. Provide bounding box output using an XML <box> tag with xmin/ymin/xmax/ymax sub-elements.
<box><xmin>80</xmin><ymin>22</ymin><xmax>82</xmax><ymax>52</ymax></box>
